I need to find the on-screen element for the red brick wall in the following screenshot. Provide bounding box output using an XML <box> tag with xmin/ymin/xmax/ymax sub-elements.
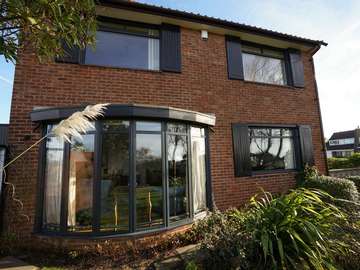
<box><xmin>4</xmin><ymin>27</ymin><xmax>327</xmax><ymax>240</ymax></box>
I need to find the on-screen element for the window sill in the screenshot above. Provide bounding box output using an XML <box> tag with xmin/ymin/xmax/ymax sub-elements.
<box><xmin>56</xmin><ymin>61</ymin><xmax>163</xmax><ymax>74</ymax></box>
<box><xmin>33</xmin><ymin>219</ymin><xmax>195</xmax><ymax>240</ymax></box>
<box><xmin>241</xmin><ymin>79</ymin><xmax>303</xmax><ymax>90</ymax></box>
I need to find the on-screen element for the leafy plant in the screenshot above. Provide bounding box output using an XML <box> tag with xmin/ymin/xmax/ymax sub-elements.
<box><xmin>303</xmin><ymin>175</ymin><xmax>359</xmax><ymax>211</ymax></box>
<box><xmin>242</xmin><ymin>188</ymin><xmax>346</xmax><ymax>270</ymax></box>
<box><xmin>346</xmin><ymin>176</ymin><xmax>360</xmax><ymax>194</ymax></box>
<box><xmin>194</xmin><ymin>209</ymin><xmax>252</xmax><ymax>270</ymax></box>
<box><xmin>296</xmin><ymin>164</ymin><xmax>319</xmax><ymax>186</ymax></box>
<box><xmin>1</xmin><ymin>0</ymin><xmax>97</xmax><ymax>63</ymax></box>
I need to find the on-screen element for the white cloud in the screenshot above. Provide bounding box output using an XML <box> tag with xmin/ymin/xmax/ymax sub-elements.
<box><xmin>0</xmin><ymin>75</ymin><xmax>12</xmax><ymax>85</ymax></box>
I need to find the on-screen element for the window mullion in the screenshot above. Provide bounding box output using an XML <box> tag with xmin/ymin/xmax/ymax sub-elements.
<box><xmin>205</xmin><ymin>127</ymin><xmax>213</xmax><ymax>210</ymax></box>
<box><xmin>163</xmin><ymin>122</ymin><xmax>169</xmax><ymax>228</ymax></box>
<box><xmin>129</xmin><ymin>120</ymin><xmax>136</xmax><ymax>233</ymax></box>
<box><xmin>60</xmin><ymin>141</ymin><xmax>70</xmax><ymax>233</ymax></box>
<box><xmin>187</xmin><ymin>124</ymin><xmax>193</xmax><ymax>219</ymax></box>
<box><xmin>92</xmin><ymin>121</ymin><xmax>102</xmax><ymax>233</ymax></box>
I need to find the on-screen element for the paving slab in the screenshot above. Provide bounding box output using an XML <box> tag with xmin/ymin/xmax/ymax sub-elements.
<box><xmin>0</xmin><ymin>257</ymin><xmax>39</xmax><ymax>270</ymax></box>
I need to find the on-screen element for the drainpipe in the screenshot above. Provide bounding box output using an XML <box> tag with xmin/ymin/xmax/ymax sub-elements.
<box><xmin>308</xmin><ymin>44</ymin><xmax>329</xmax><ymax>175</ymax></box>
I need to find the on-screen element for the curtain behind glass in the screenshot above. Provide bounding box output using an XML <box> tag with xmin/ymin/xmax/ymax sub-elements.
<box><xmin>148</xmin><ymin>30</ymin><xmax>159</xmax><ymax>70</ymax></box>
<box><xmin>43</xmin><ymin>136</ymin><xmax>64</xmax><ymax>231</ymax></box>
<box><xmin>191</xmin><ymin>128</ymin><xmax>207</xmax><ymax>214</ymax></box>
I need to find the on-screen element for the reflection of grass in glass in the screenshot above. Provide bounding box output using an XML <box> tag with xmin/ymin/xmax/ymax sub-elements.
<box><xmin>136</xmin><ymin>186</ymin><xmax>163</xmax><ymax>228</ymax></box>
<box><xmin>100</xmin><ymin>186</ymin><xmax>129</xmax><ymax>232</ymax></box>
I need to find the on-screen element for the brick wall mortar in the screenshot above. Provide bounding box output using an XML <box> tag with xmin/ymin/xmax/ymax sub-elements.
<box><xmin>4</xmin><ymin>27</ymin><xmax>327</xmax><ymax>244</ymax></box>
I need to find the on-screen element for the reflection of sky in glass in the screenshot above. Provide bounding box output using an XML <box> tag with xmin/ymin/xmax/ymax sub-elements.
<box><xmin>250</xmin><ymin>137</ymin><xmax>295</xmax><ymax>168</ymax></box>
<box><xmin>72</xmin><ymin>134</ymin><xmax>95</xmax><ymax>152</ymax></box>
<box><xmin>136</xmin><ymin>121</ymin><xmax>161</xmax><ymax>132</ymax></box>
<box><xmin>243</xmin><ymin>53</ymin><xmax>285</xmax><ymax>85</ymax></box>
<box><xmin>168</xmin><ymin>135</ymin><xmax>187</xmax><ymax>161</ymax></box>
<box><xmin>136</xmin><ymin>134</ymin><xmax>161</xmax><ymax>157</ymax></box>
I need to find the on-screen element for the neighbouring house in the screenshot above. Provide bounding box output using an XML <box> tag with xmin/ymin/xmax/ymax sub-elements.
<box><xmin>3</xmin><ymin>0</ymin><xmax>328</xmax><ymax>248</ymax></box>
<box><xmin>326</xmin><ymin>128</ymin><xmax>360</xmax><ymax>158</ymax></box>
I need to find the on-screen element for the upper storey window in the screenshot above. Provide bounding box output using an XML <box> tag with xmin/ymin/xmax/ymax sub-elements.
<box><xmin>57</xmin><ymin>18</ymin><xmax>181</xmax><ymax>73</ymax></box>
<box><xmin>242</xmin><ymin>45</ymin><xmax>287</xmax><ymax>85</ymax></box>
<box><xmin>226</xmin><ymin>36</ymin><xmax>305</xmax><ymax>88</ymax></box>
<box><xmin>85</xmin><ymin>21</ymin><xmax>160</xmax><ymax>70</ymax></box>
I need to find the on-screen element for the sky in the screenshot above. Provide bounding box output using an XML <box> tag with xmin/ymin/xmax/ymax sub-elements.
<box><xmin>1</xmin><ymin>0</ymin><xmax>359</xmax><ymax>138</ymax></box>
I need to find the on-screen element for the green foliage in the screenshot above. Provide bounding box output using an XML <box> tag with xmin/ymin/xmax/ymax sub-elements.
<box><xmin>328</xmin><ymin>157</ymin><xmax>352</xmax><ymax>169</ymax></box>
<box><xmin>348</xmin><ymin>153</ymin><xmax>360</xmax><ymax>167</ymax></box>
<box><xmin>243</xmin><ymin>188</ymin><xmax>346</xmax><ymax>270</ymax></box>
<box><xmin>346</xmin><ymin>175</ymin><xmax>360</xmax><ymax>193</ymax></box>
<box><xmin>328</xmin><ymin>153</ymin><xmax>360</xmax><ymax>169</ymax></box>
<box><xmin>194</xmin><ymin>209</ymin><xmax>252</xmax><ymax>270</ymax></box>
<box><xmin>333</xmin><ymin>219</ymin><xmax>360</xmax><ymax>270</ymax></box>
<box><xmin>296</xmin><ymin>165</ymin><xmax>319</xmax><ymax>186</ymax></box>
<box><xmin>185</xmin><ymin>260</ymin><xmax>199</xmax><ymax>270</ymax></box>
<box><xmin>1</xmin><ymin>0</ymin><xmax>97</xmax><ymax>62</ymax></box>
<box><xmin>303</xmin><ymin>175</ymin><xmax>359</xmax><ymax>211</ymax></box>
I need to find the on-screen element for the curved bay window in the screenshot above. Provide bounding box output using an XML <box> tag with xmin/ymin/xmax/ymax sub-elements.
<box><xmin>39</xmin><ymin>119</ymin><xmax>210</xmax><ymax>236</ymax></box>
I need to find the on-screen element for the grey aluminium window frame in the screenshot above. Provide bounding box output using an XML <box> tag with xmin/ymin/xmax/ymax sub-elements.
<box><xmin>81</xmin><ymin>17</ymin><xmax>161</xmax><ymax>70</ymax></box>
<box><xmin>34</xmin><ymin>117</ymin><xmax>213</xmax><ymax>238</ymax></box>
<box><xmin>241</xmin><ymin>41</ymin><xmax>288</xmax><ymax>86</ymax></box>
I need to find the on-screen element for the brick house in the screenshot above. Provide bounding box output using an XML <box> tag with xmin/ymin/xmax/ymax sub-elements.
<box><xmin>2</xmin><ymin>0</ymin><xmax>328</xmax><ymax>246</ymax></box>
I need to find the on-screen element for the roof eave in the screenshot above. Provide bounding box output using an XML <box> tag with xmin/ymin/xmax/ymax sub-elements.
<box><xmin>99</xmin><ymin>0</ymin><xmax>327</xmax><ymax>48</ymax></box>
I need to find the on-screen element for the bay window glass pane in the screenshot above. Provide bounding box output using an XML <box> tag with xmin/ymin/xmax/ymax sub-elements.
<box><xmin>243</xmin><ymin>53</ymin><xmax>286</xmax><ymax>85</ymax></box>
<box><xmin>167</xmin><ymin>123</ymin><xmax>187</xmax><ymax>133</ymax></box>
<box><xmin>191</xmin><ymin>127</ymin><xmax>207</xmax><ymax>214</ymax></box>
<box><xmin>136</xmin><ymin>133</ymin><xmax>163</xmax><ymax>229</ymax></box>
<box><xmin>103</xmin><ymin>120</ymin><xmax>130</xmax><ymax>132</ymax></box>
<box><xmin>136</xmin><ymin>121</ymin><xmax>161</xmax><ymax>132</ymax></box>
<box><xmin>168</xmin><ymin>134</ymin><xmax>189</xmax><ymax>222</ymax></box>
<box><xmin>68</xmin><ymin>134</ymin><xmax>94</xmax><ymax>232</ymax></box>
<box><xmin>250</xmin><ymin>137</ymin><xmax>295</xmax><ymax>171</ymax></box>
<box><xmin>100</xmin><ymin>133</ymin><xmax>129</xmax><ymax>232</ymax></box>
<box><xmin>85</xmin><ymin>31</ymin><xmax>160</xmax><ymax>70</ymax></box>
<box><xmin>43</xmin><ymin>136</ymin><xmax>64</xmax><ymax>231</ymax></box>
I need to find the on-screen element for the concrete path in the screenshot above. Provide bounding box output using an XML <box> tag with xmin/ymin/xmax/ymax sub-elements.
<box><xmin>0</xmin><ymin>257</ymin><xmax>38</xmax><ymax>270</ymax></box>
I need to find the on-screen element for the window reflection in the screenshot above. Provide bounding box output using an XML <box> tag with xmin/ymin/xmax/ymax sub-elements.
<box><xmin>191</xmin><ymin>127</ymin><xmax>207</xmax><ymax>214</ymax></box>
<box><xmin>136</xmin><ymin>133</ymin><xmax>163</xmax><ymax>229</ymax></box>
<box><xmin>68</xmin><ymin>134</ymin><xmax>94</xmax><ymax>232</ymax></box>
<box><xmin>249</xmin><ymin>128</ymin><xmax>296</xmax><ymax>171</ymax></box>
<box><xmin>43</xmin><ymin>136</ymin><xmax>64</xmax><ymax>231</ymax></box>
<box><xmin>100</xmin><ymin>132</ymin><xmax>129</xmax><ymax>232</ymax></box>
<box><xmin>168</xmin><ymin>134</ymin><xmax>189</xmax><ymax>222</ymax></box>
<box><xmin>243</xmin><ymin>53</ymin><xmax>286</xmax><ymax>85</ymax></box>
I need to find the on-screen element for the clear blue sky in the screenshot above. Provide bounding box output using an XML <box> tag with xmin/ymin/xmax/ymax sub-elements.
<box><xmin>1</xmin><ymin>0</ymin><xmax>359</xmax><ymax>138</ymax></box>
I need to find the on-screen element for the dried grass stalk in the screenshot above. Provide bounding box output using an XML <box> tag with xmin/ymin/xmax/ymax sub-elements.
<box><xmin>2</xmin><ymin>103</ymin><xmax>109</xmax><ymax>222</ymax></box>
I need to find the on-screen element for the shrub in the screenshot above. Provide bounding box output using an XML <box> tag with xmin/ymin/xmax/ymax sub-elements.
<box><xmin>303</xmin><ymin>175</ymin><xmax>359</xmax><ymax>210</ymax></box>
<box><xmin>349</xmin><ymin>153</ymin><xmax>360</xmax><ymax>167</ymax></box>
<box><xmin>193</xmin><ymin>209</ymin><xmax>252</xmax><ymax>270</ymax></box>
<box><xmin>328</xmin><ymin>153</ymin><xmax>360</xmax><ymax>169</ymax></box>
<box><xmin>327</xmin><ymin>157</ymin><xmax>352</xmax><ymax>169</ymax></box>
<box><xmin>242</xmin><ymin>188</ymin><xmax>346</xmax><ymax>270</ymax></box>
<box><xmin>296</xmin><ymin>165</ymin><xmax>319</xmax><ymax>186</ymax></box>
<box><xmin>346</xmin><ymin>176</ymin><xmax>360</xmax><ymax>194</ymax></box>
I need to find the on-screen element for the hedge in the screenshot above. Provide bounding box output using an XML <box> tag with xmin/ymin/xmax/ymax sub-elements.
<box><xmin>346</xmin><ymin>176</ymin><xmax>360</xmax><ymax>193</ymax></box>
<box><xmin>328</xmin><ymin>153</ymin><xmax>360</xmax><ymax>169</ymax></box>
<box><xmin>303</xmin><ymin>176</ymin><xmax>358</xmax><ymax>210</ymax></box>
